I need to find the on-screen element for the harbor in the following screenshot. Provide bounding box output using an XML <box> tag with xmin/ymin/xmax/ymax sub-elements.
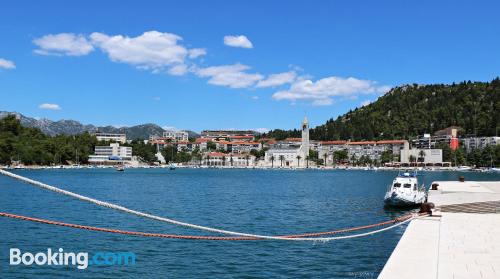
<box><xmin>0</xmin><ymin>168</ymin><xmax>498</xmax><ymax>277</ymax></box>
<box><xmin>379</xmin><ymin>180</ymin><xmax>500</xmax><ymax>279</ymax></box>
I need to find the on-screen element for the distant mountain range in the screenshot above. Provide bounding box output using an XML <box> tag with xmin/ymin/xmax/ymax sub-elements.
<box><xmin>0</xmin><ymin>111</ymin><xmax>200</xmax><ymax>140</ymax></box>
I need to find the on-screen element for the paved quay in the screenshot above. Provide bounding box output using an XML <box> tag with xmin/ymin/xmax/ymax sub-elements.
<box><xmin>378</xmin><ymin>180</ymin><xmax>500</xmax><ymax>279</ymax></box>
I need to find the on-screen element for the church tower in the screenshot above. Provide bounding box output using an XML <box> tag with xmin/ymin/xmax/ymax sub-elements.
<box><xmin>301</xmin><ymin>116</ymin><xmax>310</xmax><ymax>158</ymax></box>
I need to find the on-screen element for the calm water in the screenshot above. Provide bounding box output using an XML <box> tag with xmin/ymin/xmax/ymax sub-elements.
<box><xmin>1</xmin><ymin>169</ymin><xmax>499</xmax><ymax>278</ymax></box>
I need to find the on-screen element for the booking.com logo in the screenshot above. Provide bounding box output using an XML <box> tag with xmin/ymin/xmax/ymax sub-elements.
<box><xmin>9</xmin><ymin>248</ymin><xmax>136</xmax><ymax>270</ymax></box>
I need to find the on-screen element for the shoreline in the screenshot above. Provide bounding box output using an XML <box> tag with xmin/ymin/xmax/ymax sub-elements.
<box><xmin>1</xmin><ymin>164</ymin><xmax>497</xmax><ymax>173</ymax></box>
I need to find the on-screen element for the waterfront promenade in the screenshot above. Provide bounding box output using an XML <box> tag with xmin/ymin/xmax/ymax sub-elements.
<box><xmin>379</xmin><ymin>180</ymin><xmax>500</xmax><ymax>279</ymax></box>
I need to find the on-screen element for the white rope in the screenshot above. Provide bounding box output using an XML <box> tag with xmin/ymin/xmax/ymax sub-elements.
<box><xmin>0</xmin><ymin>169</ymin><xmax>418</xmax><ymax>241</ymax></box>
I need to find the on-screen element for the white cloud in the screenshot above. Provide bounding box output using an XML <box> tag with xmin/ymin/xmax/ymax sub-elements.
<box><xmin>0</xmin><ymin>58</ymin><xmax>15</xmax><ymax>69</ymax></box>
<box><xmin>168</xmin><ymin>64</ymin><xmax>188</xmax><ymax>76</ymax></box>
<box><xmin>193</xmin><ymin>63</ymin><xmax>263</xmax><ymax>88</ymax></box>
<box><xmin>33</xmin><ymin>33</ymin><xmax>94</xmax><ymax>56</ymax></box>
<box><xmin>223</xmin><ymin>35</ymin><xmax>253</xmax><ymax>49</ymax></box>
<box><xmin>90</xmin><ymin>31</ymin><xmax>204</xmax><ymax>75</ymax></box>
<box><xmin>312</xmin><ymin>99</ymin><xmax>334</xmax><ymax>106</ymax></box>
<box><xmin>39</xmin><ymin>103</ymin><xmax>61</xmax><ymax>110</ymax></box>
<box><xmin>256</xmin><ymin>71</ymin><xmax>296</xmax><ymax>88</ymax></box>
<box><xmin>272</xmin><ymin>76</ymin><xmax>390</xmax><ymax>106</ymax></box>
<box><xmin>251</xmin><ymin>96</ymin><xmax>259</xmax><ymax>100</ymax></box>
<box><xmin>188</xmin><ymin>48</ymin><xmax>206</xmax><ymax>59</ymax></box>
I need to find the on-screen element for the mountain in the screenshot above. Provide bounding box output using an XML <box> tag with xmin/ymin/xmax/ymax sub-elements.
<box><xmin>0</xmin><ymin>111</ymin><xmax>200</xmax><ymax>140</ymax></box>
<box><xmin>264</xmin><ymin>78</ymin><xmax>500</xmax><ymax>141</ymax></box>
<box><xmin>96</xmin><ymin>124</ymin><xmax>165</xmax><ymax>140</ymax></box>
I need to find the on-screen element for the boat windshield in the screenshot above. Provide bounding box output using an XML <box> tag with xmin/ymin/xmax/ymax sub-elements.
<box><xmin>403</xmin><ymin>183</ymin><xmax>411</xmax><ymax>188</ymax></box>
<box><xmin>393</xmin><ymin>183</ymin><xmax>401</xmax><ymax>188</ymax></box>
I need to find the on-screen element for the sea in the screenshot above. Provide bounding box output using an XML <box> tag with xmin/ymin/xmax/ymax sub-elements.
<box><xmin>1</xmin><ymin>168</ymin><xmax>499</xmax><ymax>278</ymax></box>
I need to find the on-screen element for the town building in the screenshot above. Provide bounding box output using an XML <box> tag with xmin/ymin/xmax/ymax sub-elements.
<box><xmin>318</xmin><ymin>140</ymin><xmax>408</xmax><ymax>165</ymax></box>
<box><xmin>215</xmin><ymin>141</ymin><xmax>261</xmax><ymax>154</ymax></box>
<box><xmin>412</xmin><ymin>126</ymin><xmax>459</xmax><ymax>150</ymax></box>
<box><xmin>93</xmin><ymin>132</ymin><xmax>127</xmax><ymax>144</ymax></box>
<box><xmin>204</xmin><ymin>152</ymin><xmax>255</xmax><ymax>167</ymax></box>
<box><xmin>162</xmin><ymin>130</ymin><xmax>189</xmax><ymax>141</ymax></box>
<box><xmin>88</xmin><ymin>143</ymin><xmax>132</xmax><ymax>164</ymax></box>
<box><xmin>400</xmin><ymin>147</ymin><xmax>443</xmax><ymax>165</ymax></box>
<box><xmin>462</xmin><ymin>136</ymin><xmax>500</xmax><ymax>152</ymax></box>
<box><xmin>200</xmin><ymin>130</ymin><xmax>256</xmax><ymax>141</ymax></box>
<box><xmin>264</xmin><ymin>117</ymin><xmax>310</xmax><ymax>167</ymax></box>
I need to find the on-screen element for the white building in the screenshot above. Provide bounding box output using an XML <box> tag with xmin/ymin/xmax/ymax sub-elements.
<box><xmin>462</xmin><ymin>136</ymin><xmax>500</xmax><ymax>152</ymax></box>
<box><xmin>264</xmin><ymin>117</ymin><xmax>310</xmax><ymax>167</ymax></box>
<box><xmin>204</xmin><ymin>152</ymin><xmax>255</xmax><ymax>167</ymax></box>
<box><xmin>162</xmin><ymin>130</ymin><xmax>189</xmax><ymax>141</ymax></box>
<box><xmin>88</xmin><ymin>143</ymin><xmax>132</xmax><ymax>164</ymax></box>
<box><xmin>400</xmin><ymin>147</ymin><xmax>443</xmax><ymax>165</ymax></box>
<box><xmin>94</xmin><ymin>133</ymin><xmax>127</xmax><ymax>144</ymax></box>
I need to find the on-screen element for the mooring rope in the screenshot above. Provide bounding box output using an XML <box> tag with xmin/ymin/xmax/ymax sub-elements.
<box><xmin>0</xmin><ymin>211</ymin><xmax>417</xmax><ymax>241</ymax></box>
<box><xmin>0</xmin><ymin>169</ymin><xmax>420</xmax><ymax>241</ymax></box>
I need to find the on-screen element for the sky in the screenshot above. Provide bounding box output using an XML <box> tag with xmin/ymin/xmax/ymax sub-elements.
<box><xmin>0</xmin><ymin>0</ymin><xmax>499</xmax><ymax>132</ymax></box>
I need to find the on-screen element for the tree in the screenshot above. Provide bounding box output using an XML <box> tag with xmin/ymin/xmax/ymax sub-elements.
<box><xmin>229</xmin><ymin>155</ymin><xmax>234</xmax><ymax>167</ymax></box>
<box><xmin>380</xmin><ymin>150</ymin><xmax>393</xmax><ymax>164</ymax></box>
<box><xmin>305</xmin><ymin>155</ymin><xmax>310</xmax><ymax>168</ymax></box>
<box><xmin>160</xmin><ymin>145</ymin><xmax>177</xmax><ymax>163</ymax></box>
<box><xmin>270</xmin><ymin>155</ymin><xmax>275</xmax><ymax>168</ymax></box>
<box><xmin>334</xmin><ymin>150</ymin><xmax>348</xmax><ymax>164</ymax></box>
<box><xmin>418</xmin><ymin>150</ymin><xmax>426</xmax><ymax>163</ymax></box>
<box><xmin>207</xmin><ymin>141</ymin><xmax>216</xmax><ymax>151</ymax></box>
<box><xmin>296</xmin><ymin>155</ymin><xmax>301</xmax><ymax>167</ymax></box>
<box><xmin>408</xmin><ymin>155</ymin><xmax>416</xmax><ymax>166</ymax></box>
<box><xmin>323</xmin><ymin>152</ymin><xmax>328</xmax><ymax>166</ymax></box>
<box><xmin>279</xmin><ymin>155</ymin><xmax>285</xmax><ymax>167</ymax></box>
<box><xmin>245</xmin><ymin>154</ymin><xmax>250</xmax><ymax>167</ymax></box>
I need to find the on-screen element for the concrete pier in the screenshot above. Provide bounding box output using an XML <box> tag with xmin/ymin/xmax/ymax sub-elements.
<box><xmin>379</xmin><ymin>181</ymin><xmax>500</xmax><ymax>279</ymax></box>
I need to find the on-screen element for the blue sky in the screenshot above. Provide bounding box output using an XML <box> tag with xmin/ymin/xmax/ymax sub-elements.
<box><xmin>0</xmin><ymin>0</ymin><xmax>499</xmax><ymax>132</ymax></box>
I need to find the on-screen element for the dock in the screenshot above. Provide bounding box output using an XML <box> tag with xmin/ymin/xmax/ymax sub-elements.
<box><xmin>378</xmin><ymin>180</ymin><xmax>500</xmax><ymax>279</ymax></box>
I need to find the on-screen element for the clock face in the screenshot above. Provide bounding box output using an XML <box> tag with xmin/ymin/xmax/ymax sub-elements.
<box><xmin>303</xmin><ymin>125</ymin><xmax>307</xmax><ymax>130</ymax></box>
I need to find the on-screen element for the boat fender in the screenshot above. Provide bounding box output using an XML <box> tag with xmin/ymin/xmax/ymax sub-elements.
<box><xmin>419</xmin><ymin>202</ymin><xmax>435</xmax><ymax>215</ymax></box>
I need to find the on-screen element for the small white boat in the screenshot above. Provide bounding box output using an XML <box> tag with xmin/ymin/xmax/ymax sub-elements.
<box><xmin>169</xmin><ymin>163</ymin><xmax>176</xmax><ymax>170</ymax></box>
<box><xmin>384</xmin><ymin>171</ymin><xmax>426</xmax><ymax>207</ymax></box>
<box><xmin>116</xmin><ymin>165</ymin><xmax>125</xmax><ymax>172</ymax></box>
<box><xmin>456</xmin><ymin>166</ymin><xmax>472</xmax><ymax>172</ymax></box>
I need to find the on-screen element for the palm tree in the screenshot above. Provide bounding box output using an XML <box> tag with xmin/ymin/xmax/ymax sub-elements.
<box><xmin>221</xmin><ymin>155</ymin><xmax>226</xmax><ymax>167</ymax></box>
<box><xmin>245</xmin><ymin>154</ymin><xmax>250</xmax><ymax>167</ymax></box>
<box><xmin>306</xmin><ymin>155</ymin><xmax>310</xmax><ymax>168</ymax></box>
<box><xmin>418</xmin><ymin>150</ymin><xmax>426</xmax><ymax>164</ymax></box>
<box><xmin>279</xmin><ymin>155</ymin><xmax>285</xmax><ymax>167</ymax></box>
<box><xmin>270</xmin><ymin>155</ymin><xmax>275</xmax><ymax>168</ymax></box>
<box><xmin>409</xmin><ymin>155</ymin><xmax>416</xmax><ymax>166</ymax></box>
<box><xmin>323</xmin><ymin>153</ymin><xmax>328</xmax><ymax>166</ymax></box>
<box><xmin>230</xmin><ymin>155</ymin><xmax>234</xmax><ymax>167</ymax></box>
<box><xmin>296</xmin><ymin>155</ymin><xmax>302</xmax><ymax>167</ymax></box>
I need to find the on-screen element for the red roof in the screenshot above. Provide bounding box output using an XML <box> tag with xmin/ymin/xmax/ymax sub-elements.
<box><xmin>207</xmin><ymin>152</ymin><xmax>226</xmax><ymax>157</ymax></box>
<box><xmin>195</xmin><ymin>138</ymin><xmax>212</xmax><ymax>143</ymax></box>
<box><xmin>321</xmin><ymin>140</ymin><xmax>347</xmax><ymax>145</ymax></box>
<box><xmin>376</xmin><ymin>140</ymin><xmax>407</xmax><ymax>145</ymax></box>
<box><xmin>347</xmin><ymin>141</ymin><xmax>377</xmax><ymax>145</ymax></box>
<box><xmin>285</xmin><ymin>138</ymin><xmax>302</xmax><ymax>142</ymax></box>
<box><xmin>228</xmin><ymin>135</ymin><xmax>254</xmax><ymax>139</ymax></box>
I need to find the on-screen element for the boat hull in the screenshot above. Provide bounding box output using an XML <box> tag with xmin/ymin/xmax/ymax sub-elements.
<box><xmin>384</xmin><ymin>192</ymin><xmax>426</xmax><ymax>207</ymax></box>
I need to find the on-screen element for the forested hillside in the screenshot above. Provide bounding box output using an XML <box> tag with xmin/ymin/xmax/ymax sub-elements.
<box><xmin>264</xmin><ymin>78</ymin><xmax>500</xmax><ymax>141</ymax></box>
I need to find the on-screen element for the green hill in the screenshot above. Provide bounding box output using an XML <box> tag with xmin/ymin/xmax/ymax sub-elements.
<box><xmin>265</xmin><ymin>78</ymin><xmax>500</xmax><ymax>141</ymax></box>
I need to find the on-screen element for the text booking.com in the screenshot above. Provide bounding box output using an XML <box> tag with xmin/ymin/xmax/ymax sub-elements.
<box><xmin>9</xmin><ymin>248</ymin><xmax>136</xmax><ymax>270</ymax></box>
